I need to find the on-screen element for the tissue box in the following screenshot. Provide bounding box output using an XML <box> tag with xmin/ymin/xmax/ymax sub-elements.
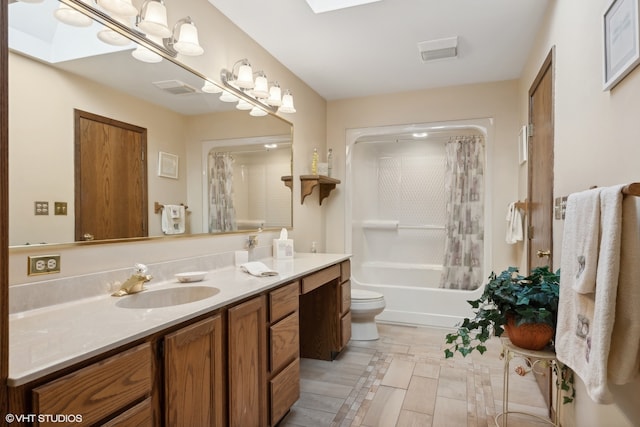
<box><xmin>273</xmin><ymin>239</ymin><xmax>294</xmax><ymax>259</ymax></box>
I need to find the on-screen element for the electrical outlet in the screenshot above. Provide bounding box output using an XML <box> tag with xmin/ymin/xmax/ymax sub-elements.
<box><xmin>34</xmin><ymin>201</ymin><xmax>49</xmax><ymax>215</ymax></box>
<box><xmin>28</xmin><ymin>254</ymin><xmax>61</xmax><ymax>276</ymax></box>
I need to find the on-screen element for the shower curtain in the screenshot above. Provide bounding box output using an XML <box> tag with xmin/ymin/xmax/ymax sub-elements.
<box><xmin>440</xmin><ymin>135</ymin><xmax>484</xmax><ymax>290</ymax></box>
<box><xmin>208</xmin><ymin>151</ymin><xmax>237</xmax><ymax>232</ymax></box>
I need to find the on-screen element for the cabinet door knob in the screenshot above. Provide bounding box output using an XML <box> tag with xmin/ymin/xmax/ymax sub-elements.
<box><xmin>536</xmin><ymin>249</ymin><xmax>551</xmax><ymax>258</ymax></box>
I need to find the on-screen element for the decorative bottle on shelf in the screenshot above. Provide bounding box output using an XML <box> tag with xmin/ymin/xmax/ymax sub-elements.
<box><xmin>311</xmin><ymin>148</ymin><xmax>319</xmax><ymax>175</ymax></box>
<box><xmin>327</xmin><ymin>148</ymin><xmax>333</xmax><ymax>177</ymax></box>
<box><xmin>311</xmin><ymin>241</ymin><xmax>317</xmax><ymax>253</ymax></box>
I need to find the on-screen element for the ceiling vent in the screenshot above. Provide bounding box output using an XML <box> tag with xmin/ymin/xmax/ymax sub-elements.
<box><xmin>418</xmin><ymin>36</ymin><xmax>458</xmax><ymax>62</ymax></box>
<box><xmin>152</xmin><ymin>80</ymin><xmax>198</xmax><ymax>95</ymax></box>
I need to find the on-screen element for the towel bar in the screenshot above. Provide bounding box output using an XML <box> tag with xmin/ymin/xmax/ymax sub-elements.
<box><xmin>154</xmin><ymin>202</ymin><xmax>189</xmax><ymax>214</ymax></box>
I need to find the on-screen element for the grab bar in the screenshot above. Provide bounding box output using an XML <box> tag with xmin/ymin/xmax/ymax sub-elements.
<box><xmin>398</xmin><ymin>225</ymin><xmax>445</xmax><ymax>230</ymax></box>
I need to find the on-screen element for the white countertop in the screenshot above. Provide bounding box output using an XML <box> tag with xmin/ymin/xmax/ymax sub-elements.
<box><xmin>9</xmin><ymin>253</ymin><xmax>350</xmax><ymax>386</ymax></box>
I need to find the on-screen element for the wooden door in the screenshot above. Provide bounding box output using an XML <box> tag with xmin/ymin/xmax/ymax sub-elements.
<box><xmin>527</xmin><ymin>49</ymin><xmax>555</xmax><ymax>415</ymax></box>
<box><xmin>164</xmin><ymin>315</ymin><xmax>225</xmax><ymax>427</ymax></box>
<box><xmin>527</xmin><ymin>50</ymin><xmax>555</xmax><ymax>272</ymax></box>
<box><xmin>74</xmin><ymin>109</ymin><xmax>148</xmax><ymax>241</ymax></box>
<box><xmin>228</xmin><ymin>296</ymin><xmax>267</xmax><ymax>427</ymax></box>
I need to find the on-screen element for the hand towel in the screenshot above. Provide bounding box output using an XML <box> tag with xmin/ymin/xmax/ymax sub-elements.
<box><xmin>505</xmin><ymin>202</ymin><xmax>523</xmax><ymax>244</ymax></box>
<box><xmin>565</xmin><ymin>188</ymin><xmax>601</xmax><ymax>293</ymax></box>
<box><xmin>240</xmin><ymin>261</ymin><xmax>278</xmax><ymax>277</ymax></box>
<box><xmin>608</xmin><ymin>196</ymin><xmax>640</xmax><ymax>384</ymax></box>
<box><xmin>161</xmin><ymin>204</ymin><xmax>186</xmax><ymax>235</ymax></box>
<box><xmin>555</xmin><ymin>185</ymin><xmax>624</xmax><ymax>403</ymax></box>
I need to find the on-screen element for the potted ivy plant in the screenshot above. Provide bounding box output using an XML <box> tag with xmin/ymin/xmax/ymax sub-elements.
<box><xmin>443</xmin><ymin>266</ymin><xmax>575</xmax><ymax>403</ymax></box>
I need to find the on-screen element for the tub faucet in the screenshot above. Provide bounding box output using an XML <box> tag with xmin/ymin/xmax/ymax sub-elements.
<box><xmin>111</xmin><ymin>263</ymin><xmax>153</xmax><ymax>297</ymax></box>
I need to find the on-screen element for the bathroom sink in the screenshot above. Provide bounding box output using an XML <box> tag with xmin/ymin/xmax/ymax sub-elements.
<box><xmin>115</xmin><ymin>286</ymin><xmax>219</xmax><ymax>309</ymax></box>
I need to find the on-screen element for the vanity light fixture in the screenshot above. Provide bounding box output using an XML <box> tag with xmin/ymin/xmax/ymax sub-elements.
<box><xmin>250</xmin><ymin>107</ymin><xmax>268</xmax><ymax>117</ymax></box>
<box><xmin>96</xmin><ymin>0</ymin><xmax>138</xmax><ymax>17</ymax></box>
<box><xmin>202</xmin><ymin>80</ymin><xmax>223</xmax><ymax>94</ymax></box>
<box><xmin>236</xmin><ymin>99</ymin><xmax>253</xmax><ymax>111</ymax></box>
<box><xmin>137</xmin><ymin>0</ymin><xmax>171</xmax><ymax>38</ymax></box>
<box><xmin>231</xmin><ymin>59</ymin><xmax>255</xmax><ymax>89</ymax></box>
<box><xmin>131</xmin><ymin>35</ymin><xmax>163</xmax><ymax>63</ymax></box>
<box><xmin>278</xmin><ymin>90</ymin><xmax>296</xmax><ymax>114</ymax></box>
<box><xmin>54</xmin><ymin>1</ymin><xmax>93</xmax><ymax>27</ymax></box>
<box><xmin>219</xmin><ymin>90</ymin><xmax>240</xmax><ymax>103</ymax></box>
<box><xmin>97</xmin><ymin>14</ymin><xmax>132</xmax><ymax>46</ymax></box>
<box><xmin>266</xmin><ymin>82</ymin><xmax>282</xmax><ymax>107</ymax></box>
<box><xmin>167</xmin><ymin>17</ymin><xmax>204</xmax><ymax>56</ymax></box>
<box><xmin>221</xmin><ymin>60</ymin><xmax>296</xmax><ymax>115</ymax></box>
<box><xmin>251</xmin><ymin>72</ymin><xmax>270</xmax><ymax>99</ymax></box>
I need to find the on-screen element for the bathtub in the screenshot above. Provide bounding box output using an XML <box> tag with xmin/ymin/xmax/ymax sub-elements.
<box><xmin>351</xmin><ymin>261</ymin><xmax>484</xmax><ymax>328</ymax></box>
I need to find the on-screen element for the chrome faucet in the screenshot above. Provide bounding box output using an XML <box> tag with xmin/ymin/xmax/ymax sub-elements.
<box><xmin>111</xmin><ymin>263</ymin><xmax>153</xmax><ymax>297</ymax></box>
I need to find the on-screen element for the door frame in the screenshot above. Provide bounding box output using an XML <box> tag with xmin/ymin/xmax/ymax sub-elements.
<box><xmin>526</xmin><ymin>47</ymin><xmax>556</xmax><ymax>416</ymax></box>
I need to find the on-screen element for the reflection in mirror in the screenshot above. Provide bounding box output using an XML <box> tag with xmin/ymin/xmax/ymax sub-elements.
<box><xmin>203</xmin><ymin>137</ymin><xmax>292</xmax><ymax>233</ymax></box>
<box><xmin>8</xmin><ymin>0</ymin><xmax>293</xmax><ymax>247</ymax></box>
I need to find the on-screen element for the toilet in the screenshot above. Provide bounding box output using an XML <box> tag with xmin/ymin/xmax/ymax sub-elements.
<box><xmin>350</xmin><ymin>288</ymin><xmax>386</xmax><ymax>340</ymax></box>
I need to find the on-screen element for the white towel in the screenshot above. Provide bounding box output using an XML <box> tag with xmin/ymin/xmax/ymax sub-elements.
<box><xmin>564</xmin><ymin>188</ymin><xmax>601</xmax><ymax>293</ymax></box>
<box><xmin>161</xmin><ymin>204</ymin><xmax>186</xmax><ymax>235</ymax></box>
<box><xmin>555</xmin><ymin>184</ymin><xmax>624</xmax><ymax>403</ymax></box>
<box><xmin>608</xmin><ymin>196</ymin><xmax>640</xmax><ymax>385</ymax></box>
<box><xmin>240</xmin><ymin>261</ymin><xmax>278</xmax><ymax>277</ymax></box>
<box><xmin>505</xmin><ymin>202</ymin><xmax>523</xmax><ymax>244</ymax></box>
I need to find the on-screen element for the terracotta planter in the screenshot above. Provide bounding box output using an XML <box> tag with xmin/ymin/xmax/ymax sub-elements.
<box><xmin>504</xmin><ymin>315</ymin><xmax>554</xmax><ymax>351</ymax></box>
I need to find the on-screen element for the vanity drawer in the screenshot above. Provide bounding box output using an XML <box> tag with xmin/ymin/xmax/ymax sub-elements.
<box><xmin>101</xmin><ymin>398</ymin><xmax>153</xmax><ymax>426</ymax></box>
<box><xmin>270</xmin><ymin>358</ymin><xmax>300</xmax><ymax>426</ymax></box>
<box><xmin>32</xmin><ymin>343</ymin><xmax>152</xmax><ymax>426</ymax></box>
<box><xmin>341</xmin><ymin>311</ymin><xmax>352</xmax><ymax>349</ymax></box>
<box><xmin>270</xmin><ymin>311</ymin><xmax>300</xmax><ymax>373</ymax></box>
<box><xmin>301</xmin><ymin>264</ymin><xmax>340</xmax><ymax>294</ymax></box>
<box><xmin>341</xmin><ymin>260</ymin><xmax>351</xmax><ymax>283</ymax></box>
<box><xmin>269</xmin><ymin>281</ymin><xmax>299</xmax><ymax>322</ymax></box>
<box><xmin>340</xmin><ymin>280</ymin><xmax>351</xmax><ymax>315</ymax></box>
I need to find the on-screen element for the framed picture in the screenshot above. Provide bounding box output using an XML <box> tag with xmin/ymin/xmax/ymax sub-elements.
<box><xmin>518</xmin><ymin>125</ymin><xmax>528</xmax><ymax>165</ymax></box>
<box><xmin>603</xmin><ymin>0</ymin><xmax>640</xmax><ymax>90</ymax></box>
<box><xmin>158</xmin><ymin>151</ymin><xmax>179</xmax><ymax>179</ymax></box>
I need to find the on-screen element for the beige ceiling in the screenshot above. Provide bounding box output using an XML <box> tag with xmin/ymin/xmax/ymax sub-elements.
<box><xmin>208</xmin><ymin>0</ymin><xmax>550</xmax><ymax>101</ymax></box>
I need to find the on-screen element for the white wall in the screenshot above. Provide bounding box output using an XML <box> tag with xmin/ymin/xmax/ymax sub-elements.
<box><xmin>520</xmin><ymin>1</ymin><xmax>640</xmax><ymax>425</ymax></box>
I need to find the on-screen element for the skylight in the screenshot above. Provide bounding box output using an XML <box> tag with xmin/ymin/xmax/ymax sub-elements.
<box><xmin>304</xmin><ymin>0</ymin><xmax>382</xmax><ymax>14</ymax></box>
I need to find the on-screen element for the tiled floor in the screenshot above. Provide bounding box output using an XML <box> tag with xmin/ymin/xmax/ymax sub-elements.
<box><xmin>280</xmin><ymin>323</ymin><xmax>553</xmax><ymax>427</ymax></box>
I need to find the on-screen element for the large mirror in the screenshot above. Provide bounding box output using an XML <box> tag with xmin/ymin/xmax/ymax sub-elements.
<box><xmin>8</xmin><ymin>0</ymin><xmax>293</xmax><ymax>247</ymax></box>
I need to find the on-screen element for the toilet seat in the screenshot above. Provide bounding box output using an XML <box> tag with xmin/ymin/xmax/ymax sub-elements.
<box><xmin>351</xmin><ymin>289</ymin><xmax>384</xmax><ymax>302</ymax></box>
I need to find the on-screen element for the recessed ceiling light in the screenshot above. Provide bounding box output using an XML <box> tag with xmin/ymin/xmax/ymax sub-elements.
<box><xmin>304</xmin><ymin>0</ymin><xmax>382</xmax><ymax>14</ymax></box>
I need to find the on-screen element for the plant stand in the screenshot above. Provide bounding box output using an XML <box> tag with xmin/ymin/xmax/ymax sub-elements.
<box><xmin>495</xmin><ymin>337</ymin><xmax>561</xmax><ymax>427</ymax></box>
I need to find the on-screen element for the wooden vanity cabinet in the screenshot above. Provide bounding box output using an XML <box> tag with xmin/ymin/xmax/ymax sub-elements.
<box><xmin>227</xmin><ymin>295</ymin><xmax>268</xmax><ymax>427</ymax></box>
<box><xmin>268</xmin><ymin>281</ymin><xmax>300</xmax><ymax>425</ymax></box>
<box><xmin>339</xmin><ymin>260</ymin><xmax>352</xmax><ymax>350</ymax></box>
<box><xmin>8</xmin><ymin>258</ymin><xmax>351</xmax><ymax>426</ymax></box>
<box><xmin>164</xmin><ymin>314</ymin><xmax>225</xmax><ymax>427</ymax></box>
<box><xmin>30</xmin><ymin>342</ymin><xmax>153</xmax><ymax>426</ymax></box>
<box><xmin>299</xmin><ymin>260</ymin><xmax>352</xmax><ymax>360</ymax></box>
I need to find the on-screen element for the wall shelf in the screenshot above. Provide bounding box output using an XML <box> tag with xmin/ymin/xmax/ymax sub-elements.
<box><xmin>300</xmin><ymin>175</ymin><xmax>340</xmax><ymax>205</ymax></box>
<box><xmin>281</xmin><ymin>175</ymin><xmax>293</xmax><ymax>190</ymax></box>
